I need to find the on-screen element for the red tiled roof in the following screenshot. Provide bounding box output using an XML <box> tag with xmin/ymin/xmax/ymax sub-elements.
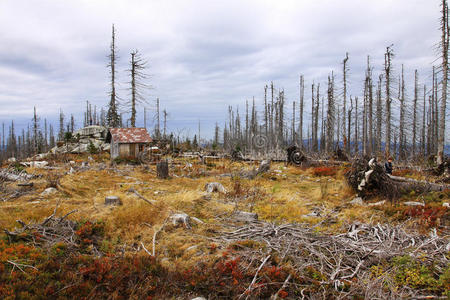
<box><xmin>109</xmin><ymin>128</ymin><xmax>152</xmax><ymax>143</ymax></box>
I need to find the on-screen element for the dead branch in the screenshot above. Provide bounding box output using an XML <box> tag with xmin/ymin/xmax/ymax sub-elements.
<box><xmin>127</xmin><ymin>187</ymin><xmax>156</xmax><ymax>205</ymax></box>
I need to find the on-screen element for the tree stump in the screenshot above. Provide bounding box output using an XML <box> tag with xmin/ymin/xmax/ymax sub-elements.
<box><xmin>157</xmin><ymin>160</ymin><xmax>169</xmax><ymax>179</ymax></box>
<box><xmin>105</xmin><ymin>196</ymin><xmax>122</xmax><ymax>206</ymax></box>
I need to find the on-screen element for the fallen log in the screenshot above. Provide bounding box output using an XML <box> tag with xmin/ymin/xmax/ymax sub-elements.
<box><xmin>0</xmin><ymin>169</ymin><xmax>36</xmax><ymax>182</ymax></box>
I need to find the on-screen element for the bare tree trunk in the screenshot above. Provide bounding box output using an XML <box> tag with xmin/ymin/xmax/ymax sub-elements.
<box><xmin>399</xmin><ymin>65</ymin><xmax>406</xmax><ymax>160</ymax></box>
<box><xmin>163</xmin><ymin>110</ymin><xmax>167</xmax><ymax>139</ymax></box>
<box><xmin>264</xmin><ymin>85</ymin><xmax>268</xmax><ymax>145</ymax></box>
<box><xmin>292</xmin><ymin>101</ymin><xmax>295</xmax><ymax>144</ymax></box>
<box><xmin>363</xmin><ymin>72</ymin><xmax>368</xmax><ymax>156</ymax></box>
<box><xmin>299</xmin><ymin>75</ymin><xmax>304</xmax><ymax>149</ymax></box>
<box><xmin>107</xmin><ymin>24</ymin><xmax>120</xmax><ymax>128</ymax></box>
<box><xmin>130</xmin><ymin>51</ymin><xmax>137</xmax><ymax>127</ymax></box>
<box><xmin>367</xmin><ymin>56</ymin><xmax>373</xmax><ymax>156</ymax></box>
<box><xmin>384</xmin><ymin>46</ymin><xmax>393</xmax><ymax>156</ymax></box>
<box><xmin>413</xmin><ymin>69</ymin><xmax>418</xmax><ymax>157</ymax></box>
<box><xmin>343</xmin><ymin>53</ymin><xmax>349</xmax><ymax>154</ymax></box>
<box><xmin>311</xmin><ymin>83</ymin><xmax>316</xmax><ymax>152</ymax></box>
<box><xmin>348</xmin><ymin>97</ymin><xmax>352</xmax><ymax>156</ymax></box>
<box><xmin>421</xmin><ymin>85</ymin><xmax>426</xmax><ymax>155</ymax></box>
<box><xmin>245</xmin><ymin>99</ymin><xmax>249</xmax><ymax>150</ymax></box>
<box><xmin>270</xmin><ymin>82</ymin><xmax>274</xmax><ymax>147</ymax></box>
<box><xmin>326</xmin><ymin>73</ymin><xmax>335</xmax><ymax>153</ymax></box>
<box><xmin>314</xmin><ymin>84</ymin><xmax>320</xmax><ymax>152</ymax></box>
<box><xmin>354</xmin><ymin>96</ymin><xmax>358</xmax><ymax>155</ymax></box>
<box><xmin>437</xmin><ymin>0</ymin><xmax>448</xmax><ymax>164</ymax></box>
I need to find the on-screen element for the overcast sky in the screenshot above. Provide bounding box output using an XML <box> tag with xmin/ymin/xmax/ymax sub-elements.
<box><xmin>0</xmin><ymin>0</ymin><xmax>444</xmax><ymax>140</ymax></box>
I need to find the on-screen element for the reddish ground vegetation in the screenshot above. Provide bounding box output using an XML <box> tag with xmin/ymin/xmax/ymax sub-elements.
<box><xmin>311</xmin><ymin>166</ymin><xmax>338</xmax><ymax>177</ymax></box>
<box><xmin>403</xmin><ymin>205</ymin><xmax>448</xmax><ymax>228</ymax></box>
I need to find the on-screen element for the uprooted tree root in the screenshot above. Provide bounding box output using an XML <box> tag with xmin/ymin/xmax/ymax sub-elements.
<box><xmin>345</xmin><ymin>158</ymin><xmax>450</xmax><ymax>200</ymax></box>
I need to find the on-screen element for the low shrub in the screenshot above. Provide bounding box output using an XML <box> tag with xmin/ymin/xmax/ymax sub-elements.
<box><xmin>402</xmin><ymin>205</ymin><xmax>448</xmax><ymax>228</ymax></box>
<box><xmin>311</xmin><ymin>166</ymin><xmax>338</xmax><ymax>177</ymax></box>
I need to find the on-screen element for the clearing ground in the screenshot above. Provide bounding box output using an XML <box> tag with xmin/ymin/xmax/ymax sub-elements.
<box><xmin>0</xmin><ymin>154</ymin><xmax>449</xmax><ymax>299</ymax></box>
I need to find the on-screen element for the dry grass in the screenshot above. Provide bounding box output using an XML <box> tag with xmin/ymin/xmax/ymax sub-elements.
<box><xmin>2</xmin><ymin>154</ymin><xmax>445</xmax><ymax>259</ymax></box>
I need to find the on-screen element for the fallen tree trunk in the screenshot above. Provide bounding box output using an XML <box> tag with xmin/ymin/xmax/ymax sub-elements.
<box><xmin>0</xmin><ymin>169</ymin><xmax>36</xmax><ymax>182</ymax></box>
<box><xmin>346</xmin><ymin>158</ymin><xmax>450</xmax><ymax>200</ymax></box>
<box><xmin>286</xmin><ymin>146</ymin><xmax>348</xmax><ymax>167</ymax></box>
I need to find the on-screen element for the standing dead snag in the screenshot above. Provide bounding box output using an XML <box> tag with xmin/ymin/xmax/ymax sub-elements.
<box><xmin>156</xmin><ymin>160</ymin><xmax>169</xmax><ymax>179</ymax></box>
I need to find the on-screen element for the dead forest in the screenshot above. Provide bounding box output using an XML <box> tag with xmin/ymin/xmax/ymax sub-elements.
<box><xmin>0</xmin><ymin>1</ymin><xmax>449</xmax><ymax>300</ymax></box>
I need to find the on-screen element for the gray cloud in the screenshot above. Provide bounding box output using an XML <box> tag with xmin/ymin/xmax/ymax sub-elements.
<box><xmin>0</xmin><ymin>0</ymin><xmax>444</xmax><ymax>139</ymax></box>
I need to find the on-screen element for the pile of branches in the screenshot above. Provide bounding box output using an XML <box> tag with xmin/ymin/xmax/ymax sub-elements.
<box><xmin>3</xmin><ymin>206</ymin><xmax>79</xmax><ymax>248</ymax></box>
<box><xmin>345</xmin><ymin>158</ymin><xmax>450</xmax><ymax>200</ymax></box>
<box><xmin>214</xmin><ymin>220</ymin><xmax>449</xmax><ymax>298</ymax></box>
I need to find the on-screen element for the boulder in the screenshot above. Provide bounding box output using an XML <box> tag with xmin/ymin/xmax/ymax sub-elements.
<box><xmin>7</xmin><ymin>157</ymin><xmax>16</xmax><ymax>163</ymax></box>
<box><xmin>74</xmin><ymin>125</ymin><xmax>107</xmax><ymax>139</ymax></box>
<box><xmin>41</xmin><ymin>187</ymin><xmax>58</xmax><ymax>196</ymax></box>
<box><xmin>170</xmin><ymin>213</ymin><xmax>191</xmax><ymax>228</ymax></box>
<box><xmin>350</xmin><ymin>197</ymin><xmax>364</xmax><ymax>205</ymax></box>
<box><xmin>205</xmin><ymin>182</ymin><xmax>227</xmax><ymax>194</ymax></box>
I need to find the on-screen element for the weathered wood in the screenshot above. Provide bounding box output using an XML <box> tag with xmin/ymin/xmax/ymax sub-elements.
<box><xmin>105</xmin><ymin>196</ymin><xmax>122</xmax><ymax>206</ymax></box>
<box><xmin>156</xmin><ymin>160</ymin><xmax>169</xmax><ymax>179</ymax></box>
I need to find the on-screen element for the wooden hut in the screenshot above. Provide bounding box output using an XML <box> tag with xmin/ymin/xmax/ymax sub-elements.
<box><xmin>106</xmin><ymin>128</ymin><xmax>152</xmax><ymax>159</ymax></box>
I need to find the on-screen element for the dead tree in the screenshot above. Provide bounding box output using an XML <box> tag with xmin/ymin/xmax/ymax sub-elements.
<box><xmin>58</xmin><ymin>109</ymin><xmax>64</xmax><ymax>142</ymax></box>
<box><xmin>343</xmin><ymin>53</ymin><xmax>349</xmax><ymax>154</ymax></box>
<box><xmin>299</xmin><ymin>75</ymin><xmax>304</xmax><ymax>149</ymax></box>
<box><xmin>326</xmin><ymin>73</ymin><xmax>335</xmax><ymax>153</ymax></box>
<box><xmin>421</xmin><ymin>85</ymin><xmax>426</xmax><ymax>155</ymax></box>
<box><xmin>129</xmin><ymin>50</ymin><xmax>149</xmax><ymax>128</ymax></box>
<box><xmin>348</xmin><ymin>96</ymin><xmax>353</xmax><ymax>156</ymax></box>
<box><xmin>32</xmin><ymin>106</ymin><xmax>39</xmax><ymax>155</ymax></box>
<box><xmin>107</xmin><ymin>24</ymin><xmax>121</xmax><ymax>128</ymax></box>
<box><xmin>413</xmin><ymin>69</ymin><xmax>418</xmax><ymax>157</ymax></box>
<box><xmin>354</xmin><ymin>96</ymin><xmax>358</xmax><ymax>155</ymax></box>
<box><xmin>157</xmin><ymin>160</ymin><xmax>169</xmax><ymax>179</ymax></box>
<box><xmin>399</xmin><ymin>65</ymin><xmax>406</xmax><ymax>160</ymax></box>
<box><xmin>384</xmin><ymin>45</ymin><xmax>394</xmax><ymax>156</ymax></box>
<box><xmin>376</xmin><ymin>75</ymin><xmax>383</xmax><ymax>153</ymax></box>
<box><xmin>437</xmin><ymin>0</ymin><xmax>449</xmax><ymax>164</ymax></box>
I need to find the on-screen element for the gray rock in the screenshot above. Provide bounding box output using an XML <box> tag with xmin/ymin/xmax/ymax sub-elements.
<box><xmin>105</xmin><ymin>196</ymin><xmax>122</xmax><ymax>206</ymax></box>
<box><xmin>170</xmin><ymin>213</ymin><xmax>191</xmax><ymax>228</ymax></box>
<box><xmin>205</xmin><ymin>182</ymin><xmax>227</xmax><ymax>194</ymax></box>
<box><xmin>74</xmin><ymin>125</ymin><xmax>107</xmax><ymax>138</ymax></box>
<box><xmin>41</xmin><ymin>187</ymin><xmax>58</xmax><ymax>196</ymax></box>
<box><xmin>234</xmin><ymin>211</ymin><xmax>258</xmax><ymax>222</ymax></box>
<box><xmin>7</xmin><ymin>157</ymin><xmax>16</xmax><ymax>162</ymax></box>
<box><xmin>350</xmin><ymin>197</ymin><xmax>364</xmax><ymax>205</ymax></box>
<box><xmin>443</xmin><ymin>202</ymin><xmax>449</xmax><ymax>208</ymax></box>
<box><xmin>191</xmin><ymin>297</ymin><xmax>207</xmax><ymax>300</ymax></box>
